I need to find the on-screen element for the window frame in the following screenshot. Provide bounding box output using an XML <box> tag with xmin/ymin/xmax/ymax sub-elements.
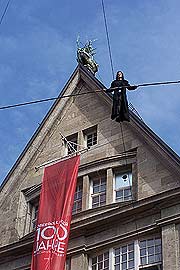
<box><xmin>113</xmin><ymin>170</ymin><xmax>133</xmax><ymax>203</ymax></box>
<box><xmin>139</xmin><ymin>238</ymin><xmax>162</xmax><ymax>268</ymax></box>
<box><xmin>90</xmin><ymin>173</ymin><xmax>107</xmax><ymax>209</ymax></box>
<box><xmin>89</xmin><ymin>238</ymin><xmax>162</xmax><ymax>270</ymax></box>
<box><xmin>72</xmin><ymin>181</ymin><xmax>83</xmax><ymax>215</ymax></box>
<box><xmin>65</xmin><ymin>133</ymin><xmax>78</xmax><ymax>155</ymax></box>
<box><xmin>29</xmin><ymin>197</ymin><xmax>39</xmax><ymax>231</ymax></box>
<box><xmin>83</xmin><ymin>125</ymin><xmax>98</xmax><ymax>149</ymax></box>
<box><xmin>90</xmin><ymin>250</ymin><xmax>110</xmax><ymax>270</ymax></box>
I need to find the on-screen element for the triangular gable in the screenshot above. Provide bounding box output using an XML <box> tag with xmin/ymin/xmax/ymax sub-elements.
<box><xmin>1</xmin><ymin>64</ymin><xmax>180</xmax><ymax>199</ymax></box>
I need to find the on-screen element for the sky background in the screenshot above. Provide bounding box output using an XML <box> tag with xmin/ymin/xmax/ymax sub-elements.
<box><xmin>0</xmin><ymin>0</ymin><xmax>180</xmax><ymax>184</ymax></box>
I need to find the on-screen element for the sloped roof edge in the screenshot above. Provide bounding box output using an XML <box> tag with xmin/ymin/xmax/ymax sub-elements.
<box><xmin>0</xmin><ymin>65</ymin><xmax>81</xmax><ymax>191</ymax></box>
<box><xmin>1</xmin><ymin>64</ymin><xmax>180</xmax><ymax>191</ymax></box>
<box><xmin>130</xmin><ymin>111</ymin><xmax>180</xmax><ymax>169</ymax></box>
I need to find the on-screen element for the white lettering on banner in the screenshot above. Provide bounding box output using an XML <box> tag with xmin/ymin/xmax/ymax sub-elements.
<box><xmin>34</xmin><ymin>220</ymin><xmax>68</xmax><ymax>256</ymax></box>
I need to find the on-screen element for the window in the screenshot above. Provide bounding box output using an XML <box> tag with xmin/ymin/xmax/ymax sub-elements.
<box><xmin>72</xmin><ymin>183</ymin><xmax>83</xmax><ymax>214</ymax></box>
<box><xmin>66</xmin><ymin>133</ymin><xmax>78</xmax><ymax>155</ymax></box>
<box><xmin>114</xmin><ymin>172</ymin><xmax>132</xmax><ymax>202</ymax></box>
<box><xmin>114</xmin><ymin>243</ymin><xmax>135</xmax><ymax>270</ymax></box>
<box><xmin>139</xmin><ymin>238</ymin><xmax>162</xmax><ymax>268</ymax></box>
<box><xmin>31</xmin><ymin>204</ymin><xmax>39</xmax><ymax>230</ymax></box>
<box><xmin>92</xmin><ymin>251</ymin><xmax>109</xmax><ymax>270</ymax></box>
<box><xmin>90</xmin><ymin>238</ymin><xmax>162</xmax><ymax>270</ymax></box>
<box><xmin>29</xmin><ymin>196</ymin><xmax>39</xmax><ymax>231</ymax></box>
<box><xmin>83</xmin><ymin>126</ymin><xmax>97</xmax><ymax>149</ymax></box>
<box><xmin>91</xmin><ymin>175</ymin><xmax>106</xmax><ymax>208</ymax></box>
<box><xmin>87</xmin><ymin>131</ymin><xmax>97</xmax><ymax>148</ymax></box>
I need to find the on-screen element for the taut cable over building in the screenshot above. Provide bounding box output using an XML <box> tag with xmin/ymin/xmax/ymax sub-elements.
<box><xmin>0</xmin><ymin>64</ymin><xmax>180</xmax><ymax>270</ymax></box>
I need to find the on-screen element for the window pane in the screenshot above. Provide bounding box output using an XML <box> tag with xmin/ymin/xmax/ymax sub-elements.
<box><xmin>115</xmin><ymin>248</ymin><xmax>120</xmax><ymax>255</ymax></box>
<box><xmin>148</xmin><ymin>255</ymin><xmax>155</xmax><ymax>264</ymax></box>
<box><xmin>115</xmin><ymin>256</ymin><xmax>120</xmax><ymax>264</ymax></box>
<box><xmin>116</xmin><ymin>190</ymin><xmax>123</xmax><ymax>198</ymax></box>
<box><xmin>93</xmin><ymin>179</ymin><xmax>99</xmax><ymax>186</ymax></box>
<box><xmin>98</xmin><ymin>262</ymin><xmax>103</xmax><ymax>269</ymax></box>
<box><xmin>121</xmin><ymin>262</ymin><xmax>127</xmax><ymax>270</ymax></box>
<box><xmin>92</xmin><ymin>196</ymin><xmax>99</xmax><ymax>204</ymax></box>
<box><xmin>104</xmin><ymin>252</ymin><xmax>109</xmax><ymax>259</ymax></box>
<box><xmin>155</xmin><ymin>238</ymin><xmax>161</xmax><ymax>245</ymax></box>
<box><xmin>128</xmin><ymin>243</ymin><xmax>134</xmax><ymax>251</ymax></box>
<box><xmin>122</xmin><ymin>246</ymin><xmax>127</xmax><ymax>253</ymax></box>
<box><xmin>141</xmin><ymin>257</ymin><xmax>147</xmax><ymax>265</ymax></box>
<box><xmin>124</xmin><ymin>188</ymin><xmax>131</xmax><ymax>197</ymax></box>
<box><xmin>104</xmin><ymin>259</ymin><xmax>109</xmax><ymax>267</ymax></box>
<box><xmin>92</xmin><ymin>257</ymin><xmax>97</xmax><ymax>264</ymax></box>
<box><xmin>155</xmin><ymin>245</ymin><xmax>161</xmax><ymax>253</ymax></box>
<box><xmin>155</xmin><ymin>254</ymin><xmax>162</xmax><ymax>262</ymax></box>
<box><xmin>140</xmin><ymin>240</ymin><xmax>146</xmax><ymax>248</ymax></box>
<box><xmin>122</xmin><ymin>254</ymin><xmax>127</xmax><ymax>261</ymax></box>
<box><xmin>128</xmin><ymin>260</ymin><xmax>134</xmax><ymax>269</ymax></box>
<box><xmin>93</xmin><ymin>186</ymin><xmax>100</xmax><ymax>193</ymax></box>
<box><xmin>100</xmin><ymin>194</ymin><xmax>106</xmax><ymax>203</ymax></box>
<box><xmin>98</xmin><ymin>254</ymin><xmax>103</xmax><ymax>262</ymax></box>
<box><xmin>148</xmin><ymin>246</ymin><xmax>154</xmax><ymax>255</ymax></box>
<box><xmin>115</xmin><ymin>173</ymin><xmax>132</xmax><ymax>189</ymax></box>
<box><xmin>140</xmin><ymin>248</ymin><xmax>146</xmax><ymax>256</ymax></box>
<box><xmin>100</xmin><ymin>184</ymin><xmax>106</xmax><ymax>192</ymax></box>
<box><xmin>77</xmin><ymin>201</ymin><xmax>82</xmax><ymax>209</ymax></box>
<box><xmin>129</xmin><ymin>252</ymin><xmax>134</xmax><ymax>259</ymax></box>
<box><xmin>147</xmin><ymin>239</ymin><xmax>154</xmax><ymax>246</ymax></box>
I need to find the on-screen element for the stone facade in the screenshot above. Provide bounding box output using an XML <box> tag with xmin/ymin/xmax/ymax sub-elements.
<box><xmin>0</xmin><ymin>65</ymin><xmax>180</xmax><ymax>269</ymax></box>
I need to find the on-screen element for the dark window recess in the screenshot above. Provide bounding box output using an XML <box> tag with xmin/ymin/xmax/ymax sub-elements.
<box><xmin>92</xmin><ymin>176</ymin><xmax>106</xmax><ymax>208</ymax></box>
<box><xmin>72</xmin><ymin>184</ymin><xmax>83</xmax><ymax>214</ymax></box>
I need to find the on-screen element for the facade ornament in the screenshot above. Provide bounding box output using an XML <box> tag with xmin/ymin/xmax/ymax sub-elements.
<box><xmin>76</xmin><ymin>38</ymin><xmax>99</xmax><ymax>74</ymax></box>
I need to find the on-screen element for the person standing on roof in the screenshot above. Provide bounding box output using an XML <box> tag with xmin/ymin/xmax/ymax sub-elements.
<box><xmin>107</xmin><ymin>71</ymin><xmax>137</xmax><ymax>122</ymax></box>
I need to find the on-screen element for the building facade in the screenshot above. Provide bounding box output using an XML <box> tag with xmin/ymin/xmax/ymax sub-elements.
<box><xmin>0</xmin><ymin>65</ymin><xmax>180</xmax><ymax>270</ymax></box>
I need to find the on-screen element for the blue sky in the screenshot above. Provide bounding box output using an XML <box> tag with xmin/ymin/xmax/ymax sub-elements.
<box><xmin>0</xmin><ymin>0</ymin><xmax>180</xmax><ymax>184</ymax></box>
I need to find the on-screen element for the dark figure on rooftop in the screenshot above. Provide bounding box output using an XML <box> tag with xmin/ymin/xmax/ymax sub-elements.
<box><xmin>107</xmin><ymin>71</ymin><xmax>137</xmax><ymax>122</ymax></box>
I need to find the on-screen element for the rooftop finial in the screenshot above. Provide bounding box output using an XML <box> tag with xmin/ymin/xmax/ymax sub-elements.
<box><xmin>76</xmin><ymin>37</ymin><xmax>99</xmax><ymax>75</ymax></box>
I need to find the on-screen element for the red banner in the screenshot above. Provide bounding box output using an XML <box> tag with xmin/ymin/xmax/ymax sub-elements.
<box><xmin>31</xmin><ymin>155</ymin><xmax>80</xmax><ymax>270</ymax></box>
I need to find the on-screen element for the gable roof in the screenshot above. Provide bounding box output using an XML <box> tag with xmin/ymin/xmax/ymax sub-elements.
<box><xmin>1</xmin><ymin>64</ymin><xmax>180</xmax><ymax>193</ymax></box>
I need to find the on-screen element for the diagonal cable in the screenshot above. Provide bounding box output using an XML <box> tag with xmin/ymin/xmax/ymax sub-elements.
<box><xmin>0</xmin><ymin>0</ymin><xmax>11</xmax><ymax>25</ymax></box>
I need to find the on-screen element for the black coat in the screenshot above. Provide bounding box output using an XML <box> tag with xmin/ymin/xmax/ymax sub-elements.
<box><xmin>110</xmin><ymin>79</ymin><xmax>130</xmax><ymax>122</ymax></box>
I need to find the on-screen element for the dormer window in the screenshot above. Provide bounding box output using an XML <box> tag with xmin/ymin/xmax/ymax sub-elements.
<box><xmin>65</xmin><ymin>133</ymin><xmax>78</xmax><ymax>155</ymax></box>
<box><xmin>83</xmin><ymin>125</ymin><xmax>97</xmax><ymax>149</ymax></box>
